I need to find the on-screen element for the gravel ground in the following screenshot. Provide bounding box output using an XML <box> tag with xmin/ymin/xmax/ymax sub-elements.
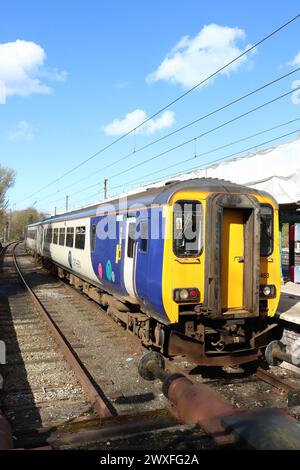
<box><xmin>16</xmin><ymin>247</ymin><xmax>168</xmax><ymax>416</ymax></box>
<box><xmin>1</xmin><ymin>245</ymin><xmax>300</xmax><ymax>450</ymax></box>
<box><xmin>0</xmin><ymin>247</ymin><xmax>96</xmax><ymax>435</ymax></box>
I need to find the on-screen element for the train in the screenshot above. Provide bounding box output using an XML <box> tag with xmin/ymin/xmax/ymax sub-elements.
<box><xmin>25</xmin><ymin>178</ymin><xmax>282</xmax><ymax>367</ymax></box>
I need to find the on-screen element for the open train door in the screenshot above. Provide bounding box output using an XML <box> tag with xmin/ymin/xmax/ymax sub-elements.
<box><xmin>205</xmin><ymin>194</ymin><xmax>261</xmax><ymax>317</ymax></box>
<box><xmin>123</xmin><ymin>217</ymin><xmax>137</xmax><ymax>298</ymax></box>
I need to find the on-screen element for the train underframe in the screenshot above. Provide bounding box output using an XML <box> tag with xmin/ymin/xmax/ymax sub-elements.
<box><xmin>30</xmin><ymin>251</ymin><xmax>282</xmax><ymax>367</ymax></box>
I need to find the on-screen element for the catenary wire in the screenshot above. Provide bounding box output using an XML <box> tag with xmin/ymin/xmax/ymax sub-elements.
<box><xmin>20</xmin><ymin>13</ymin><xmax>300</xmax><ymax>203</ymax></box>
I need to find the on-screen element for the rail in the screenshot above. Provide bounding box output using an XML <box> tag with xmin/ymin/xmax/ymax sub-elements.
<box><xmin>12</xmin><ymin>242</ymin><xmax>113</xmax><ymax>418</ymax></box>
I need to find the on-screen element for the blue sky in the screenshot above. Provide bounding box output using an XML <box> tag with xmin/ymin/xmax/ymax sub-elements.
<box><xmin>1</xmin><ymin>1</ymin><xmax>300</xmax><ymax>214</ymax></box>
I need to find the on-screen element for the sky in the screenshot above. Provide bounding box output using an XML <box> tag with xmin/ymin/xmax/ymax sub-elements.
<box><xmin>0</xmin><ymin>0</ymin><xmax>300</xmax><ymax>215</ymax></box>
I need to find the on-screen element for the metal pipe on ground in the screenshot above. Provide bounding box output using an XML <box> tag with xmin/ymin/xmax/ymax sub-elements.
<box><xmin>138</xmin><ymin>351</ymin><xmax>300</xmax><ymax>449</ymax></box>
<box><xmin>265</xmin><ymin>340</ymin><xmax>300</xmax><ymax>367</ymax></box>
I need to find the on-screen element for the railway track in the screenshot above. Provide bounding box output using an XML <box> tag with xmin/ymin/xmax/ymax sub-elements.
<box><xmin>0</xmin><ymin>243</ymin><xmax>97</xmax><ymax>445</ymax></box>
<box><xmin>1</xmin><ymin>242</ymin><xmax>300</xmax><ymax>449</ymax></box>
<box><xmin>0</xmin><ymin>243</ymin><xmax>203</xmax><ymax>450</ymax></box>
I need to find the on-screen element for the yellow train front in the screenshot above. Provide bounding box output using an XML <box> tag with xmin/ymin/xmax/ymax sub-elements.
<box><xmin>160</xmin><ymin>178</ymin><xmax>281</xmax><ymax>366</ymax></box>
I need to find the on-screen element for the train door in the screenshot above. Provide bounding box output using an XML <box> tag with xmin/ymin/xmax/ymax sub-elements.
<box><xmin>123</xmin><ymin>217</ymin><xmax>137</xmax><ymax>298</ymax></box>
<box><xmin>205</xmin><ymin>194</ymin><xmax>260</xmax><ymax>316</ymax></box>
<box><xmin>221</xmin><ymin>209</ymin><xmax>244</xmax><ymax>310</ymax></box>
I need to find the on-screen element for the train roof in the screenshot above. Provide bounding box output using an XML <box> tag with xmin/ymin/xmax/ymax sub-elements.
<box><xmin>28</xmin><ymin>177</ymin><xmax>276</xmax><ymax>227</ymax></box>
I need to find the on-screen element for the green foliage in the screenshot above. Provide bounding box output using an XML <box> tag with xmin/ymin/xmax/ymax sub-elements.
<box><xmin>0</xmin><ymin>165</ymin><xmax>16</xmax><ymax>239</ymax></box>
<box><xmin>9</xmin><ymin>208</ymin><xmax>45</xmax><ymax>240</ymax></box>
<box><xmin>0</xmin><ymin>165</ymin><xmax>15</xmax><ymax>212</ymax></box>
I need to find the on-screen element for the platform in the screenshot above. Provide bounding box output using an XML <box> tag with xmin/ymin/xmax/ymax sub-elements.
<box><xmin>278</xmin><ymin>282</ymin><xmax>300</xmax><ymax>325</ymax></box>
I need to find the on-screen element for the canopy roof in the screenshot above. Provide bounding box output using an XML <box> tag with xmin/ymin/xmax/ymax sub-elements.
<box><xmin>170</xmin><ymin>137</ymin><xmax>300</xmax><ymax>205</ymax></box>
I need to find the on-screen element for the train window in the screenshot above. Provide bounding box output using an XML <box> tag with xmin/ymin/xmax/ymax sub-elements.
<box><xmin>75</xmin><ymin>226</ymin><xmax>86</xmax><ymax>250</ymax></box>
<box><xmin>91</xmin><ymin>224</ymin><xmax>97</xmax><ymax>251</ymax></box>
<box><xmin>53</xmin><ymin>228</ymin><xmax>58</xmax><ymax>244</ymax></box>
<box><xmin>59</xmin><ymin>228</ymin><xmax>65</xmax><ymax>246</ymax></box>
<box><xmin>127</xmin><ymin>223</ymin><xmax>136</xmax><ymax>258</ymax></box>
<box><xmin>46</xmin><ymin>228</ymin><xmax>53</xmax><ymax>244</ymax></box>
<box><xmin>140</xmin><ymin>221</ymin><xmax>148</xmax><ymax>253</ymax></box>
<box><xmin>173</xmin><ymin>200</ymin><xmax>202</xmax><ymax>258</ymax></box>
<box><xmin>27</xmin><ymin>230</ymin><xmax>36</xmax><ymax>240</ymax></box>
<box><xmin>260</xmin><ymin>205</ymin><xmax>273</xmax><ymax>256</ymax></box>
<box><xmin>66</xmin><ymin>227</ymin><xmax>74</xmax><ymax>247</ymax></box>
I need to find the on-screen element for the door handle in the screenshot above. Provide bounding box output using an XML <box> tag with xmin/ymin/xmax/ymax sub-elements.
<box><xmin>234</xmin><ymin>256</ymin><xmax>244</xmax><ymax>263</ymax></box>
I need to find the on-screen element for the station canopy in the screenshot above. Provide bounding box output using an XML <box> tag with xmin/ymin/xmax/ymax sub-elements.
<box><xmin>151</xmin><ymin>137</ymin><xmax>300</xmax><ymax>205</ymax></box>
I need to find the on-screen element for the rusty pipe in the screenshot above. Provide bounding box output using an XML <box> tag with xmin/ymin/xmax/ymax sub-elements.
<box><xmin>139</xmin><ymin>352</ymin><xmax>300</xmax><ymax>449</ymax></box>
<box><xmin>138</xmin><ymin>352</ymin><xmax>235</xmax><ymax>445</ymax></box>
<box><xmin>265</xmin><ymin>340</ymin><xmax>300</xmax><ymax>367</ymax></box>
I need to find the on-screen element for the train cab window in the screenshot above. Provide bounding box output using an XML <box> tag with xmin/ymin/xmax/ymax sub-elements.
<box><xmin>59</xmin><ymin>228</ymin><xmax>65</xmax><ymax>246</ymax></box>
<box><xmin>173</xmin><ymin>200</ymin><xmax>202</xmax><ymax>258</ymax></box>
<box><xmin>66</xmin><ymin>227</ymin><xmax>74</xmax><ymax>247</ymax></box>
<box><xmin>75</xmin><ymin>226</ymin><xmax>86</xmax><ymax>250</ymax></box>
<box><xmin>53</xmin><ymin>228</ymin><xmax>58</xmax><ymax>245</ymax></box>
<box><xmin>91</xmin><ymin>224</ymin><xmax>97</xmax><ymax>251</ymax></box>
<box><xmin>260</xmin><ymin>204</ymin><xmax>273</xmax><ymax>256</ymax></box>
<box><xmin>140</xmin><ymin>221</ymin><xmax>148</xmax><ymax>253</ymax></box>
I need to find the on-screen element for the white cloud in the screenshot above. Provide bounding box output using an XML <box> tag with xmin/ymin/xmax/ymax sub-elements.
<box><xmin>0</xmin><ymin>39</ymin><xmax>66</xmax><ymax>100</ymax></box>
<box><xmin>292</xmin><ymin>51</ymin><xmax>300</xmax><ymax>66</ymax></box>
<box><xmin>147</xmin><ymin>24</ymin><xmax>251</xmax><ymax>89</ymax></box>
<box><xmin>8</xmin><ymin>120</ymin><xmax>34</xmax><ymax>141</ymax></box>
<box><xmin>103</xmin><ymin>109</ymin><xmax>175</xmax><ymax>136</ymax></box>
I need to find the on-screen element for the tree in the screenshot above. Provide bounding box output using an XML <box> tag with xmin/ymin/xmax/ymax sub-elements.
<box><xmin>0</xmin><ymin>165</ymin><xmax>15</xmax><ymax>240</ymax></box>
<box><xmin>10</xmin><ymin>208</ymin><xmax>46</xmax><ymax>240</ymax></box>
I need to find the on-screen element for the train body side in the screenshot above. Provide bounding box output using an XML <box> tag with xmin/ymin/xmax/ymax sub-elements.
<box><xmin>26</xmin><ymin>203</ymin><xmax>169</xmax><ymax>324</ymax></box>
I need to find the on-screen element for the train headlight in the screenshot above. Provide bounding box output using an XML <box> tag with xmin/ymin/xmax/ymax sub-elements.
<box><xmin>179</xmin><ymin>289</ymin><xmax>189</xmax><ymax>300</ymax></box>
<box><xmin>173</xmin><ymin>288</ymin><xmax>200</xmax><ymax>303</ymax></box>
<box><xmin>263</xmin><ymin>286</ymin><xmax>271</xmax><ymax>296</ymax></box>
<box><xmin>259</xmin><ymin>284</ymin><xmax>276</xmax><ymax>298</ymax></box>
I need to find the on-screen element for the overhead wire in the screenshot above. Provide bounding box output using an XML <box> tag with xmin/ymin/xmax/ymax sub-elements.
<box><xmin>108</xmin><ymin>116</ymin><xmax>300</xmax><ymax>192</ymax></box>
<box><xmin>35</xmin><ymin>66</ymin><xmax>300</xmax><ymax>205</ymax></box>
<box><xmin>20</xmin><ymin>13</ymin><xmax>300</xmax><ymax>203</ymax></box>
<box><xmin>107</xmin><ymin>86</ymin><xmax>300</xmax><ymax>181</ymax></box>
<box><xmin>46</xmin><ymin>85</ymin><xmax>300</xmax><ymax>209</ymax></box>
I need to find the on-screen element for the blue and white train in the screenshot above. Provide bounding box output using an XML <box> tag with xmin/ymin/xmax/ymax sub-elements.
<box><xmin>26</xmin><ymin>178</ymin><xmax>281</xmax><ymax>367</ymax></box>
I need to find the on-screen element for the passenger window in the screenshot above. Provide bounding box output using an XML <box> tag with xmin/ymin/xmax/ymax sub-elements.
<box><xmin>53</xmin><ymin>228</ymin><xmax>58</xmax><ymax>244</ymax></box>
<box><xmin>66</xmin><ymin>227</ymin><xmax>74</xmax><ymax>247</ymax></box>
<box><xmin>59</xmin><ymin>227</ymin><xmax>65</xmax><ymax>246</ymax></box>
<box><xmin>140</xmin><ymin>221</ymin><xmax>148</xmax><ymax>253</ymax></box>
<box><xmin>127</xmin><ymin>223</ymin><xmax>136</xmax><ymax>258</ymax></box>
<box><xmin>46</xmin><ymin>228</ymin><xmax>53</xmax><ymax>244</ymax></box>
<box><xmin>173</xmin><ymin>200</ymin><xmax>202</xmax><ymax>258</ymax></box>
<box><xmin>75</xmin><ymin>226</ymin><xmax>86</xmax><ymax>250</ymax></box>
<box><xmin>91</xmin><ymin>224</ymin><xmax>97</xmax><ymax>252</ymax></box>
<box><xmin>260</xmin><ymin>205</ymin><xmax>273</xmax><ymax>256</ymax></box>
